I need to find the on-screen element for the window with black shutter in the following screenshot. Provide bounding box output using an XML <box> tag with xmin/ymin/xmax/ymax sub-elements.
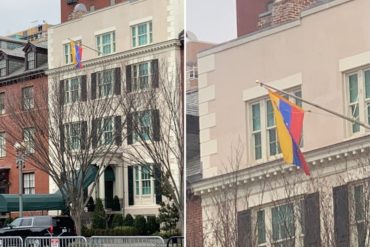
<box><xmin>333</xmin><ymin>184</ymin><xmax>349</xmax><ymax>247</ymax></box>
<box><xmin>304</xmin><ymin>192</ymin><xmax>321</xmax><ymax>246</ymax></box>
<box><xmin>238</xmin><ymin>209</ymin><xmax>252</xmax><ymax>247</ymax></box>
<box><xmin>128</xmin><ymin>166</ymin><xmax>134</xmax><ymax>206</ymax></box>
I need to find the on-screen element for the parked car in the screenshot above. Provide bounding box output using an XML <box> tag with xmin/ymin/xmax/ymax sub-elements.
<box><xmin>0</xmin><ymin>216</ymin><xmax>76</xmax><ymax>239</ymax></box>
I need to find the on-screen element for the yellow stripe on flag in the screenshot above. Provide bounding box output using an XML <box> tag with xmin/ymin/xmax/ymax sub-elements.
<box><xmin>70</xmin><ymin>41</ymin><xmax>76</xmax><ymax>65</ymax></box>
<box><xmin>269</xmin><ymin>91</ymin><xmax>294</xmax><ymax>164</ymax></box>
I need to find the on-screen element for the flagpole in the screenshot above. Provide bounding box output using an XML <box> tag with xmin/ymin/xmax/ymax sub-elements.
<box><xmin>256</xmin><ymin>80</ymin><xmax>370</xmax><ymax>130</ymax></box>
<box><xmin>68</xmin><ymin>38</ymin><xmax>101</xmax><ymax>55</ymax></box>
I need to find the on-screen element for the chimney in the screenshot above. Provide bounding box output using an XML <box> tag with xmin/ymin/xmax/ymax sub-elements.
<box><xmin>258</xmin><ymin>0</ymin><xmax>317</xmax><ymax>29</ymax></box>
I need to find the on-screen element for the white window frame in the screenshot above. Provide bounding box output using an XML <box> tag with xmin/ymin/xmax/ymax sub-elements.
<box><xmin>0</xmin><ymin>59</ymin><xmax>7</xmax><ymax>77</ymax></box>
<box><xmin>100</xmin><ymin>117</ymin><xmax>113</xmax><ymax>145</ymax></box>
<box><xmin>132</xmin><ymin>62</ymin><xmax>151</xmax><ymax>91</ymax></box>
<box><xmin>131</xmin><ymin>21</ymin><xmax>152</xmax><ymax>48</ymax></box>
<box><xmin>133</xmin><ymin>110</ymin><xmax>152</xmax><ymax>143</ymax></box>
<box><xmin>22</xmin><ymin>86</ymin><xmax>34</xmax><ymax>110</ymax></box>
<box><xmin>65</xmin><ymin>77</ymin><xmax>80</xmax><ymax>104</ymax></box>
<box><xmin>134</xmin><ymin>165</ymin><xmax>154</xmax><ymax>197</ymax></box>
<box><xmin>65</xmin><ymin>122</ymin><xmax>81</xmax><ymax>150</ymax></box>
<box><xmin>24</xmin><ymin>127</ymin><xmax>35</xmax><ymax>154</ymax></box>
<box><xmin>23</xmin><ymin>172</ymin><xmax>35</xmax><ymax>194</ymax></box>
<box><xmin>345</xmin><ymin>67</ymin><xmax>370</xmax><ymax>135</ymax></box>
<box><xmin>64</xmin><ymin>43</ymin><xmax>72</xmax><ymax>65</ymax></box>
<box><xmin>254</xmin><ymin>200</ymin><xmax>305</xmax><ymax>247</ymax></box>
<box><xmin>96</xmin><ymin>31</ymin><xmax>116</xmax><ymax>56</ymax></box>
<box><xmin>0</xmin><ymin>132</ymin><xmax>5</xmax><ymax>157</ymax></box>
<box><xmin>349</xmin><ymin>181</ymin><xmax>370</xmax><ymax>246</ymax></box>
<box><xmin>98</xmin><ymin>69</ymin><xmax>114</xmax><ymax>98</ymax></box>
<box><xmin>27</xmin><ymin>52</ymin><xmax>35</xmax><ymax>70</ymax></box>
<box><xmin>248</xmin><ymin>87</ymin><xmax>302</xmax><ymax>163</ymax></box>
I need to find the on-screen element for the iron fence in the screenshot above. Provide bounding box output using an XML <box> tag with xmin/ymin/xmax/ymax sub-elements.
<box><xmin>166</xmin><ymin>236</ymin><xmax>184</xmax><ymax>247</ymax></box>
<box><xmin>0</xmin><ymin>236</ymin><xmax>23</xmax><ymax>247</ymax></box>
<box><xmin>89</xmin><ymin>236</ymin><xmax>165</xmax><ymax>247</ymax></box>
<box><xmin>24</xmin><ymin>236</ymin><xmax>87</xmax><ymax>247</ymax></box>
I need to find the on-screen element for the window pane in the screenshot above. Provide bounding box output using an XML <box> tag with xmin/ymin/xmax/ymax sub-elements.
<box><xmin>294</xmin><ymin>90</ymin><xmax>302</xmax><ymax>107</ymax></box>
<box><xmin>349</xmin><ymin>74</ymin><xmax>358</xmax><ymax>103</ymax></box>
<box><xmin>365</xmin><ymin>70</ymin><xmax>370</xmax><ymax>99</ymax></box>
<box><xmin>367</xmin><ymin>103</ymin><xmax>370</xmax><ymax>125</ymax></box>
<box><xmin>351</xmin><ymin>104</ymin><xmax>360</xmax><ymax>133</ymax></box>
<box><xmin>269</xmin><ymin>129</ymin><xmax>278</xmax><ymax>156</ymax></box>
<box><xmin>354</xmin><ymin>185</ymin><xmax>364</xmax><ymax>221</ymax></box>
<box><xmin>266</xmin><ymin>100</ymin><xmax>275</xmax><ymax>127</ymax></box>
<box><xmin>252</xmin><ymin>104</ymin><xmax>261</xmax><ymax>131</ymax></box>
<box><xmin>257</xmin><ymin>210</ymin><xmax>266</xmax><ymax>244</ymax></box>
<box><xmin>254</xmin><ymin>133</ymin><xmax>262</xmax><ymax>160</ymax></box>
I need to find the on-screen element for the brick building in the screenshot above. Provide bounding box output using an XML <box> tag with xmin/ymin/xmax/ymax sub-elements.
<box><xmin>0</xmin><ymin>37</ymin><xmax>49</xmax><ymax>218</ymax></box>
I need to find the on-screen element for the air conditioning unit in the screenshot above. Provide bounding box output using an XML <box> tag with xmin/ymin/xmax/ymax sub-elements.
<box><xmin>66</xmin><ymin>0</ymin><xmax>78</xmax><ymax>5</ymax></box>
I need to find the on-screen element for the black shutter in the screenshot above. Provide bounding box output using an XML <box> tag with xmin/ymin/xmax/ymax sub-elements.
<box><xmin>127</xmin><ymin>113</ymin><xmax>133</xmax><ymax>145</ymax></box>
<box><xmin>154</xmin><ymin>165</ymin><xmax>162</xmax><ymax>204</ymax></box>
<box><xmin>92</xmin><ymin>119</ymin><xmax>98</xmax><ymax>148</ymax></box>
<box><xmin>333</xmin><ymin>185</ymin><xmax>349</xmax><ymax>247</ymax></box>
<box><xmin>114</xmin><ymin>116</ymin><xmax>122</xmax><ymax>146</ymax></box>
<box><xmin>114</xmin><ymin>67</ymin><xmax>121</xmax><ymax>95</ymax></box>
<box><xmin>59</xmin><ymin>80</ymin><xmax>65</xmax><ymax>105</ymax></box>
<box><xmin>151</xmin><ymin>59</ymin><xmax>159</xmax><ymax>88</ymax></box>
<box><xmin>60</xmin><ymin>124</ymin><xmax>65</xmax><ymax>152</ymax></box>
<box><xmin>304</xmin><ymin>192</ymin><xmax>321</xmax><ymax>247</ymax></box>
<box><xmin>126</xmin><ymin>65</ymin><xmax>132</xmax><ymax>93</ymax></box>
<box><xmin>81</xmin><ymin>75</ymin><xmax>87</xmax><ymax>101</ymax></box>
<box><xmin>152</xmin><ymin>110</ymin><xmax>160</xmax><ymax>141</ymax></box>
<box><xmin>238</xmin><ymin>209</ymin><xmax>252</xmax><ymax>247</ymax></box>
<box><xmin>80</xmin><ymin>121</ymin><xmax>87</xmax><ymax>149</ymax></box>
<box><xmin>128</xmin><ymin>166</ymin><xmax>134</xmax><ymax>206</ymax></box>
<box><xmin>91</xmin><ymin>73</ymin><xmax>97</xmax><ymax>100</ymax></box>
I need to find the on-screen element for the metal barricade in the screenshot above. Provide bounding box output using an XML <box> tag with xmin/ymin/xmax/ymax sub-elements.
<box><xmin>89</xmin><ymin>236</ymin><xmax>165</xmax><ymax>247</ymax></box>
<box><xmin>0</xmin><ymin>236</ymin><xmax>23</xmax><ymax>247</ymax></box>
<box><xmin>25</xmin><ymin>236</ymin><xmax>88</xmax><ymax>247</ymax></box>
<box><xmin>166</xmin><ymin>236</ymin><xmax>183</xmax><ymax>247</ymax></box>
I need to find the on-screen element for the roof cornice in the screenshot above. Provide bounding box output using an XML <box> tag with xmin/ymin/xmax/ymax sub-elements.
<box><xmin>46</xmin><ymin>39</ymin><xmax>181</xmax><ymax>76</ymax></box>
<box><xmin>192</xmin><ymin>134</ymin><xmax>370</xmax><ymax>195</ymax></box>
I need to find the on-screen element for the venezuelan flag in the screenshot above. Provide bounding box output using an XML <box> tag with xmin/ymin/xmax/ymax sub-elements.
<box><xmin>70</xmin><ymin>40</ymin><xmax>83</xmax><ymax>69</ymax></box>
<box><xmin>268</xmin><ymin>90</ymin><xmax>310</xmax><ymax>176</ymax></box>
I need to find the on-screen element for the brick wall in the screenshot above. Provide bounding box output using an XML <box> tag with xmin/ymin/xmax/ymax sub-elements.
<box><xmin>271</xmin><ymin>0</ymin><xmax>316</xmax><ymax>25</ymax></box>
<box><xmin>61</xmin><ymin>0</ymin><xmax>126</xmax><ymax>23</ymax></box>
<box><xmin>186</xmin><ymin>194</ymin><xmax>203</xmax><ymax>247</ymax></box>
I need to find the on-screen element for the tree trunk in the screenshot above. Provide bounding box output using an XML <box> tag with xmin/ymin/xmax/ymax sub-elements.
<box><xmin>70</xmin><ymin>206</ymin><xmax>82</xmax><ymax>235</ymax></box>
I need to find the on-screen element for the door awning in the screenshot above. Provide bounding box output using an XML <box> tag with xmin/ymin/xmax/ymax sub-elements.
<box><xmin>0</xmin><ymin>193</ymin><xmax>65</xmax><ymax>212</ymax></box>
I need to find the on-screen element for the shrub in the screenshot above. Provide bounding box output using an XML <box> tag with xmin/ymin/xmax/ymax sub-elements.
<box><xmin>112</xmin><ymin>196</ymin><xmax>121</xmax><ymax>211</ymax></box>
<box><xmin>123</xmin><ymin>214</ymin><xmax>134</xmax><ymax>227</ymax></box>
<box><xmin>92</xmin><ymin>198</ymin><xmax>106</xmax><ymax>229</ymax></box>
<box><xmin>134</xmin><ymin>215</ymin><xmax>147</xmax><ymax>235</ymax></box>
<box><xmin>87</xmin><ymin>197</ymin><xmax>95</xmax><ymax>212</ymax></box>
<box><xmin>146</xmin><ymin>216</ymin><xmax>160</xmax><ymax>235</ymax></box>
<box><xmin>111</xmin><ymin>214</ymin><xmax>124</xmax><ymax>228</ymax></box>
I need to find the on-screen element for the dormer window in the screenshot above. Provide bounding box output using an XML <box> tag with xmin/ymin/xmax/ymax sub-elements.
<box><xmin>27</xmin><ymin>52</ymin><xmax>35</xmax><ymax>70</ymax></box>
<box><xmin>0</xmin><ymin>60</ymin><xmax>6</xmax><ymax>76</ymax></box>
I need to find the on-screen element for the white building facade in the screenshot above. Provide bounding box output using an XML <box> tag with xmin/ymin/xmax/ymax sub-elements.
<box><xmin>193</xmin><ymin>0</ymin><xmax>370</xmax><ymax>246</ymax></box>
<box><xmin>47</xmin><ymin>0</ymin><xmax>183</xmax><ymax>216</ymax></box>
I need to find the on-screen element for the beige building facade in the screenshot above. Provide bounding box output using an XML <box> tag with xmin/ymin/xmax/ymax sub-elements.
<box><xmin>193</xmin><ymin>0</ymin><xmax>370</xmax><ymax>245</ymax></box>
<box><xmin>47</xmin><ymin>0</ymin><xmax>183</xmax><ymax>216</ymax></box>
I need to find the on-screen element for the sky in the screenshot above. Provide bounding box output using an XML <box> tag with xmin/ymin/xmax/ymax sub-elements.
<box><xmin>186</xmin><ymin>0</ymin><xmax>237</xmax><ymax>44</ymax></box>
<box><xmin>0</xmin><ymin>0</ymin><xmax>61</xmax><ymax>36</ymax></box>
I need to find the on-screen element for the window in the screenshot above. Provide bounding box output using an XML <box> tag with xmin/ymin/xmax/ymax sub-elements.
<box><xmin>100</xmin><ymin>117</ymin><xmax>113</xmax><ymax>145</ymax></box>
<box><xmin>134</xmin><ymin>165</ymin><xmax>153</xmax><ymax>196</ymax></box>
<box><xmin>254</xmin><ymin>201</ymin><xmax>304</xmax><ymax>247</ymax></box>
<box><xmin>131</xmin><ymin>21</ymin><xmax>152</xmax><ymax>47</ymax></box>
<box><xmin>27</xmin><ymin>52</ymin><xmax>35</xmax><ymax>70</ymax></box>
<box><xmin>24</xmin><ymin>128</ymin><xmax>35</xmax><ymax>154</ymax></box>
<box><xmin>133</xmin><ymin>110</ymin><xmax>152</xmax><ymax>142</ymax></box>
<box><xmin>96</xmin><ymin>32</ymin><xmax>115</xmax><ymax>56</ymax></box>
<box><xmin>249</xmin><ymin>88</ymin><xmax>302</xmax><ymax>162</ymax></box>
<box><xmin>0</xmin><ymin>93</ymin><xmax>5</xmax><ymax>114</ymax></box>
<box><xmin>22</xmin><ymin>86</ymin><xmax>34</xmax><ymax>110</ymax></box>
<box><xmin>132</xmin><ymin>62</ymin><xmax>150</xmax><ymax>91</ymax></box>
<box><xmin>65</xmin><ymin>77</ymin><xmax>80</xmax><ymax>103</ymax></box>
<box><xmin>23</xmin><ymin>173</ymin><xmax>35</xmax><ymax>194</ymax></box>
<box><xmin>98</xmin><ymin>70</ymin><xmax>114</xmax><ymax>97</ymax></box>
<box><xmin>351</xmin><ymin>183</ymin><xmax>369</xmax><ymax>247</ymax></box>
<box><xmin>0</xmin><ymin>132</ymin><xmax>5</xmax><ymax>157</ymax></box>
<box><xmin>346</xmin><ymin>68</ymin><xmax>370</xmax><ymax>134</ymax></box>
<box><xmin>64</xmin><ymin>43</ymin><xmax>72</xmax><ymax>64</ymax></box>
<box><xmin>65</xmin><ymin>122</ymin><xmax>81</xmax><ymax>150</ymax></box>
<box><xmin>0</xmin><ymin>60</ymin><xmax>6</xmax><ymax>76</ymax></box>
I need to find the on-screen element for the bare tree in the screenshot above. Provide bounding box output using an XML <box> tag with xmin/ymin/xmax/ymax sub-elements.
<box><xmin>117</xmin><ymin>59</ymin><xmax>184</xmax><ymax>231</ymax></box>
<box><xmin>1</xmin><ymin>71</ymin><xmax>125</xmax><ymax>234</ymax></box>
